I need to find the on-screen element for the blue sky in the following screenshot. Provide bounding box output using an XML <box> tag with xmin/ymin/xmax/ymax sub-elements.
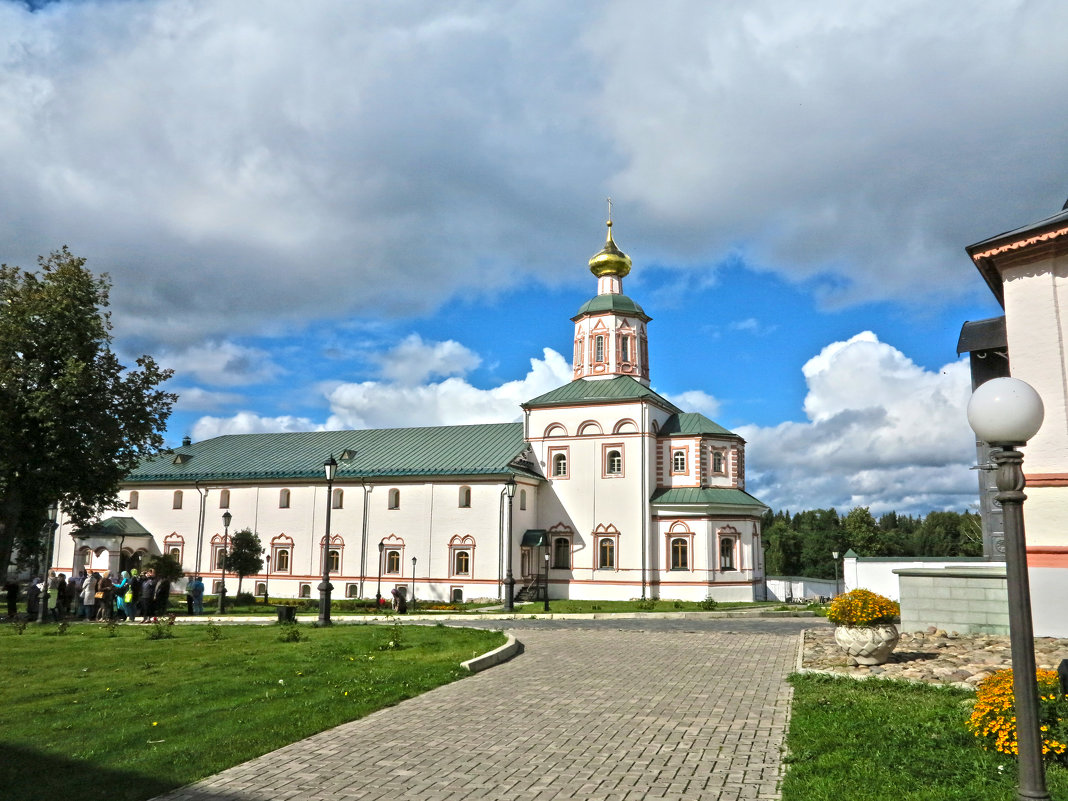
<box><xmin>2</xmin><ymin>0</ymin><xmax>1064</xmax><ymax>515</ymax></box>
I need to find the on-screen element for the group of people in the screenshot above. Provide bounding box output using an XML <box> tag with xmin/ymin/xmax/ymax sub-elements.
<box><xmin>10</xmin><ymin>569</ymin><xmax>175</xmax><ymax>622</ymax></box>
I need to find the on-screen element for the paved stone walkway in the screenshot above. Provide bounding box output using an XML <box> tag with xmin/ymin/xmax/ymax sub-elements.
<box><xmin>153</xmin><ymin>624</ymin><xmax>803</xmax><ymax>801</ymax></box>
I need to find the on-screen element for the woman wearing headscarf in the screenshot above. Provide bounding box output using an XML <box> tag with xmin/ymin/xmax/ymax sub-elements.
<box><xmin>96</xmin><ymin>572</ymin><xmax>115</xmax><ymax>621</ymax></box>
<box><xmin>114</xmin><ymin>570</ymin><xmax>133</xmax><ymax>621</ymax></box>
<box><xmin>81</xmin><ymin>572</ymin><xmax>99</xmax><ymax>621</ymax></box>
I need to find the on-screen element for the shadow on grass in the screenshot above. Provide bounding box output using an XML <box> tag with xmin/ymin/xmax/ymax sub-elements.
<box><xmin>0</xmin><ymin>742</ymin><xmax>181</xmax><ymax>801</ymax></box>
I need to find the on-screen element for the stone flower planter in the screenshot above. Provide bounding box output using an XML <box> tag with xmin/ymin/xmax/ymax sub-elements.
<box><xmin>834</xmin><ymin>623</ymin><xmax>900</xmax><ymax>666</ymax></box>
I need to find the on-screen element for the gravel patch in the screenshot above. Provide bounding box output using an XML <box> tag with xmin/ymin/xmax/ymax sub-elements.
<box><xmin>800</xmin><ymin>627</ymin><xmax>1068</xmax><ymax>689</ymax></box>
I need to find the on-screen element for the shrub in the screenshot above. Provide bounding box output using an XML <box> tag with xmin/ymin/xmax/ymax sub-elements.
<box><xmin>967</xmin><ymin>668</ymin><xmax>1068</xmax><ymax>762</ymax></box>
<box><xmin>277</xmin><ymin>622</ymin><xmax>303</xmax><ymax>642</ymax></box>
<box><xmin>145</xmin><ymin>615</ymin><xmax>176</xmax><ymax>640</ymax></box>
<box><xmin>635</xmin><ymin>598</ymin><xmax>657</xmax><ymax>611</ymax></box>
<box><xmin>826</xmin><ymin>589</ymin><xmax>899</xmax><ymax>627</ymax></box>
<box><xmin>234</xmin><ymin>592</ymin><xmax>257</xmax><ymax>607</ymax></box>
<box><xmin>205</xmin><ymin>620</ymin><xmax>223</xmax><ymax>641</ymax></box>
<box><xmin>699</xmin><ymin>597</ymin><xmax>719</xmax><ymax>611</ymax></box>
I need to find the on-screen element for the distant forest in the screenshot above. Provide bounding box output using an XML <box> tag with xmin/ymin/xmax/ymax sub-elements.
<box><xmin>762</xmin><ymin>508</ymin><xmax>983</xmax><ymax>579</ymax></box>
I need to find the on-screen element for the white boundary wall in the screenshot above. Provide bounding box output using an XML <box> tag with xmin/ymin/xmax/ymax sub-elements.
<box><xmin>842</xmin><ymin>555</ymin><xmax>996</xmax><ymax>601</ymax></box>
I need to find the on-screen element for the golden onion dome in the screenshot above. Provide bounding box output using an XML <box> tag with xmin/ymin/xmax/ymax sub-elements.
<box><xmin>588</xmin><ymin>221</ymin><xmax>632</xmax><ymax>278</ymax></box>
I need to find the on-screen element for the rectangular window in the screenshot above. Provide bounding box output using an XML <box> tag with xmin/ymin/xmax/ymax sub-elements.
<box><xmin>598</xmin><ymin>538</ymin><xmax>615</xmax><ymax>569</ymax></box>
<box><xmin>672</xmin><ymin>449</ymin><xmax>686</xmax><ymax>473</ymax></box>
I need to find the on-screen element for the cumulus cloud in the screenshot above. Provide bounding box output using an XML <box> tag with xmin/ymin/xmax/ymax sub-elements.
<box><xmin>325</xmin><ymin>348</ymin><xmax>571</xmax><ymax>429</ymax></box>
<box><xmin>159</xmin><ymin>341</ymin><xmax>282</xmax><ymax>386</ymax></box>
<box><xmin>192</xmin><ymin>411</ymin><xmax>323</xmax><ymax>441</ymax></box>
<box><xmin>664</xmin><ymin>389</ymin><xmax>721</xmax><ymax>420</ymax></box>
<box><xmin>375</xmin><ymin>334</ymin><xmax>481</xmax><ymax>385</ymax></box>
<box><xmin>189</xmin><ymin>347</ymin><xmax>572</xmax><ymax>437</ymax></box>
<box><xmin>1</xmin><ymin>1</ymin><xmax>1066</xmax><ymax>353</ymax></box>
<box><xmin>738</xmin><ymin>332</ymin><xmax>977</xmax><ymax>515</ymax></box>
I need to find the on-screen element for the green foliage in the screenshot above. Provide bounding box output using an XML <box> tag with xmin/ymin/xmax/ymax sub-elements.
<box><xmin>226</xmin><ymin>529</ymin><xmax>264</xmax><ymax>595</ymax></box>
<box><xmin>234</xmin><ymin>592</ymin><xmax>257</xmax><ymax>607</ymax></box>
<box><xmin>277</xmin><ymin>622</ymin><xmax>303</xmax><ymax>642</ymax></box>
<box><xmin>143</xmin><ymin>552</ymin><xmax>185</xmax><ymax>584</ymax></box>
<box><xmin>762</xmin><ymin>506</ymin><xmax>986</xmax><ymax>577</ymax></box>
<box><xmin>784</xmin><ymin>673</ymin><xmax>1068</xmax><ymax>800</ymax></box>
<box><xmin>205</xmin><ymin>621</ymin><xmax>222</xmax><ymax>642</ymax></box>
<box><xmin>699</xmin><ymin>597</ymin><xmax>719</xmax><ymax>611</ymax></box>
<box><xmin>145</xmin><ymin>615</ymin><xmax>176</xmax><ymax>640</ymax></box>
<box><xmin>0</xmin><ymin>248</ymin><xmax>175</xmax><ymax>571</ymax></box>
<box><xmin>0</xmin><ymin>623</ymin><xmax>505</xmax><ymax>801</ymax></box>
<box><xmin>634</xmin><ymin>598</ymin><xmax>657</xmax><ymax>611</ymax></box>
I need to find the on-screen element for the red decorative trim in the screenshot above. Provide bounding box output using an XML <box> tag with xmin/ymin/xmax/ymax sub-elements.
<box><xmin>970</xmin><ymin>225</ymin><xmax>1068</xmax><ymax>260</ymax></box>
<box><xmin>1027</xmin><ymin>473</ymin><xmax>1068</xmax><ymax>487</ymax></box>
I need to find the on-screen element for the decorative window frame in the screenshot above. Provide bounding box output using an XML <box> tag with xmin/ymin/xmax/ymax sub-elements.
<box><xmin>717</xmin><ymin>525</ymin><xmax>739</xmax><ymax>571</ymax></box>
<box><xmin>547</xmin><ymin>523</ymin><xmax>574</xmax><ymax>570</ymax></box>
<box><xmin>672</xmin><ymin>448</ymin><xmax>688</xmax><ymax>474</ymax></box>
<box><xmin>613</xmin><ymin>418</ymin><xmax>638</xmax><ymax>434</ymax></box>
<box><xmin>594</xmin><ymin>523</ymin><xmax>620</xmax><ymax>571</ymax></box>
<box><xmin>271</xmin><ymin>534</ymin><xmax>295</xmax><ymax>574</ymax></box>
<box><xmin>382</xmin><ymin>534</ymin><xmax>405</xmax><ymax>574</ymax></box>
<box><xmin>711</xmin><ymin>448</ymin><xmax>727</xmax><ymax>475</ymax></box>
<box><xmin>666</xmin><ymin>523</ymin><xmax>694</xmax><ymax>571</ymax></box>
<box><xmin>548</xmin><ymin>446</ymin><xmax>570</xmax><ymax>480</ymax></box>
<box><xmin>210</xmin><ymin>533</ymin><xmax>228</xmax><ymax>570</ymax></box>
<box><xmin>602</xmin><ymin>443</ymin><xmax>625</xmax><ymax>478</ymax></box>
<box><xmin>163</xmin><ymin>533</ymin><xmax>184</xmax><ymax>565</ymax></box>
<box><xmin>578</xmin><ymin>420</ymin><xmax>603</xmax><ymax>436</ymax></box>
<box><xmin>448</xmin><ymin>534</ymin><xmax>476</xmax><ymax>578</ymax></box>
<box><xmin>319</xmin><ymin>534</ymin><xmax>345</xmax><ymax>574</ymax></box>
<box><xmin>544</xmin><ymin>423</ymin><xmax>568</xmax><ymax>438</ymax></box>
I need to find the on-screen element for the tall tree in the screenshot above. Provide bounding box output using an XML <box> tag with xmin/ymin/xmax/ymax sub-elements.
<box><xmin>226</xmin><ymin>528</ymin><xmax>263</xmax><ymax>597</ymax></box>
<box><xmin>0</xmin><ymin>248</ymin><xmax>175</xmax><ymax>571</ymax></box>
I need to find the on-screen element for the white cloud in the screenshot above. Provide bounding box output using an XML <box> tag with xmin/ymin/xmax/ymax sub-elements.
<box><xmin>325</xmin><ymin>348</ymin><xmax>571</xmax><ymax>429</ymax></box>
<box><xmin>376</xmin><ymin>333</ymin><xmax>481</xmax><ymax>385</ymax></box>
<box><xmin>187</xmin><ymin>347</ymin><xmax>572</xmax><ymax>437</ymax></box>
<box><xmin>160</xmin><ymin>341</ymin><xmax>281</xmax><ymax>386</ymax></box>
<box><xmin>1</xmin><ymin>1</ymin><xmax>1066</xmax><ymax>353</ymax></box>
<box><xmin>191</xmin><ymin>411</ymin><xmax>322</xmax><ymax>441</ymax></box>
<box><xmin>737</xmin><ymin>332</ymin><xmax>977</xmax><ymax>515</ymax></box>
<box><xmin>665</xmin><ymin>389</ymin><xmax>721</xmax><ymax>420</ymax></box>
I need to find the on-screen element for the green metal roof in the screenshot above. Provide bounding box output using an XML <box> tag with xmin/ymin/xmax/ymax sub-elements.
<box><xmin>522</xmin><ymin>376</ymin><xmax>680</xmax><ymax>411</ymax></box>
<box><xmin>650</xmin><ymin>487</ymin><xmax>767</xmax><ymax>509</ymax></box>
<box><xmin>572</xmin><ymin>293</ymin><xmax>650</xmax><ymax>322</ymax></box>
<box><xmin>659</xmin><ymin>412</ymin><xmax>737</xmax><ymax>438</ymax></box>
<box><xmin>128</xmin><ymin>423</ymin><xmax>534</xmax><ymax>483</ymax></box>
<box><xmin>75</xmin><ymin>517</ymin><xmax>153</xmax><ymax>536</ymax></box>
<box><xmin>521</xmin><ymin>529</ymin><xmax>548</xmax><ymax>547</ymax></box>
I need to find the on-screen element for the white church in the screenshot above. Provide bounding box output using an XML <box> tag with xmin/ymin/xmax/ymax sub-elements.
<box><xmin>50</xmin><ymin>223</ymin><xmax>769</xmax><ymax>604</ymax></box>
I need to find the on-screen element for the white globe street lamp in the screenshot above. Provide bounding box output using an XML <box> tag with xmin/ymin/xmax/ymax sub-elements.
<box><xmin>967</xmin><ymin>376</ymin><xmax>1049</xmax><ymax>801</ymax></box>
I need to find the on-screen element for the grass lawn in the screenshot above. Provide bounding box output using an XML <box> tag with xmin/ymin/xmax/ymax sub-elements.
<box><xmin>512</xmin><ymin>598</ymin><xmax>787</xmax><ymax>614</ymax></box>
<box><xmin>0</xmin><ymin>620</ymin><xmax>504</xmax><ymax>801</ymax></box>
<box><xmin>784</xmin><ymin>673</ymin><xmax>1068</xmax><ymax>800</ymax></box>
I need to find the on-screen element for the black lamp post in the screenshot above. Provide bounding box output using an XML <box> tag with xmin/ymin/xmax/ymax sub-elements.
<box><xmin>263</xmin><ymin>553</ymin><xmax>270</xmax><ymax>607</ymax></box>
<box><xmin>411</xmin><ymin>556</ymin><xmax>417</xmax><ymax>608</ymax></box>
<box><xmin>217</xmin><ymin>510</ymin><xmax>231</xmax><ymax>615</ymax></box>
<box><xmin>318</xmin><ymin>455</ymin><xmax>338</xmax><ymax>626</ymax></box>
<box><xmin>37</xmin><ymin>503</ymin><xmax>58</xmax><ymax>624</ymax></box>
<box><xmin>832</xmin><ymin>550</ymin><xmax>840</xmax><ymax>598</ymax></box>
<box><xmin>502</xmin><ymin>476</ymin><xmax>518</xmax><ymax>611</ymax></box>
<box><xmin>968</xmin><ymin>377</ymin><xmax>1050</xmax><ymax>801</ymax></box>
<box><xmin>543</xmin><ymin>552</ymin><xmax>550</xmax><ymax>612</ymax></box>
<box><xmin>376</xmin><ymin>540</ymin><xmax>384</xmax><ymax>608</ymax></box>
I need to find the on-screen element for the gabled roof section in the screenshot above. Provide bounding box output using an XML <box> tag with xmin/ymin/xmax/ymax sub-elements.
<box><xmin>75</xmin><ymin>517</ymin><xmax>153</xmax><ymax>536</ymax></box>
<box><xmin>966</xmin><ymin>204</ymin><xmax>1068</xmax><ymax>307</ymax></box>
<box><xmin>128</xmin><ymin>423</ymin><xmax>533</xmax><ymax>483</ymax></box>
<box><xmin>658</xmin><ymin>412</ymin><xmax>737</xmax><ymax>438</ymax></box>
<box><xmin>651</xmin><ymin>487</ymin><xmax>767</xmax><ymax>510</ymax></box>
<box><xmin>572</xmin><ymin>293</ymin><xmax>651</xmax><ymax>322</ymax></box>
<box><xmin>522</xmin><ymin>376</ymin><xmax>679</xmax><ymax>412</ymax></box>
